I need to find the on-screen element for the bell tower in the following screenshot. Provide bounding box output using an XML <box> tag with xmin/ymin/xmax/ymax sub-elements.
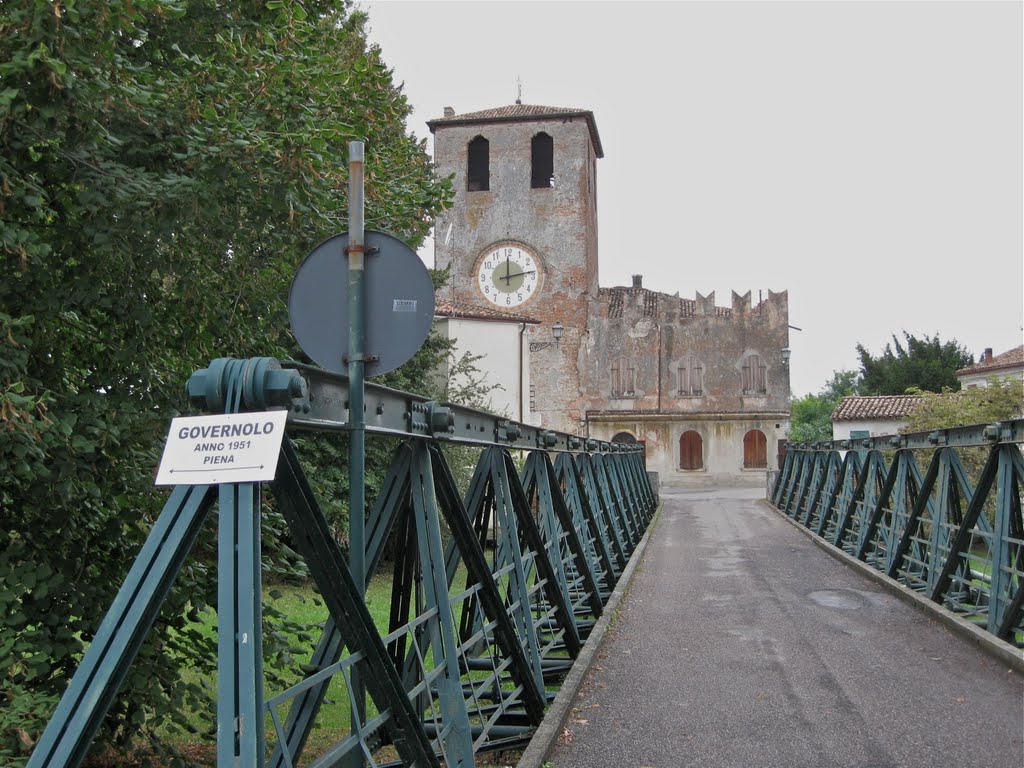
<box><xmin>428</xmin><ymin>103</ymin><xmax>604</xmax><ymax>432</ymax></box>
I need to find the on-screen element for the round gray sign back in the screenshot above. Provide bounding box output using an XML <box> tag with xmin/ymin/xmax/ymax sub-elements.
<box><xmin>288</xmin><ymin>230</ymin><xmax>435</xmax><ymax>377</ymax></box>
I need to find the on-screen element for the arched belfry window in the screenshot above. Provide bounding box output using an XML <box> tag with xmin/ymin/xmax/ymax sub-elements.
<box><xmin>467</xmin><ymin>135</ymin><xmax>489</xmax><ymax>191</ymax></box>
<box><xmin>742</xmin><ymin>354</ymin><xmax>767</xmax><ymax>394</ymax></box>
<box><xmin>680</xmin><ymin>431</ymin><xmax>703</xmax><ymax>470</ymax></box>
<box><xmin>743</xmin><ymin>429</ymin><xmax>767</xmax><ymax>468</ymax></box>
<box><xmin>678</xmin><ymin>355</ymin><xmax>704</xmax><ymax>396</ymax></box>
<box><xmin>531</xmin><ymin>132</ymin><xmax>554</xmax><ymax>188</ymax></box>
<box><xmin>610</xmin><ymin>356</ymin><xmax>636</xmax><ymax>398</ymax></box>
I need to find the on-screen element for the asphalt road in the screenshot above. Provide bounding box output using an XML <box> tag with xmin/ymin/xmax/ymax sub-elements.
<box><xmin>548</xmin><ymin>486</ymin><xmax>1024</xmax><ymax>768</ymax></box>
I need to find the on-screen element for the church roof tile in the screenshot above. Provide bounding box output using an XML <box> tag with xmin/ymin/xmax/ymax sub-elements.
<box><xmin>428</xmin><ymin>104</ymin><xmax>604</xmax><ymax>158</ymax></box>
<box><xmin>435</xmin><ymin>298</ymin><xmax>540</xmax><ymax>324</ymax></box>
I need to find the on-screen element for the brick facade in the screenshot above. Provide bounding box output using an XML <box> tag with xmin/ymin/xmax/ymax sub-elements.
<box><xmin>429</xmin><ymin>104</ymin><xmax>791</xmax><ymax>482</ymax></box>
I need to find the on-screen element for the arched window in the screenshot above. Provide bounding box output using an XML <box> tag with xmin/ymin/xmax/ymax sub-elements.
<box><xmin>741</xmin><ymin>354</ymin><xmax>767</xmax><ymax>394</ymax></box>
<box><xmin>678</xmin><ymin>355</ymin><xmax>704</xmax><ymax>396</ymax></box>
<box><xmin>610</xmin><ymin>357</ymin><xmax>636</xmax><ymax>398</ymax></box>
<box><xmin>680</xmin><ymin>431</ymin><xmax>703</xmax><ymax>470</ymax></box>
<box><xmin>743</xmin><ymin>429</ymin><xmax>767</xmax><ymax>468</ymax></box>
<box><xmin>531</xmin><ymin>132</ymin><xmax>554</xmax><ymax>188</ymax></box>
<box><xmin>611</xmin><ymin>431</ymin><xmax>637</xmax><ymax>444</ymax></box>
<box><xmin>467</xmin><ymin>135</ymin><xmax>489</xmax><ymax>191</ymax></box>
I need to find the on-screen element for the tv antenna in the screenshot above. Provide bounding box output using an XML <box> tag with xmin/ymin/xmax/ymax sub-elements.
<box><xmin>515</xmin><ymin>76</ymin><xmax>522</xmax><ymax>105</ymax></box>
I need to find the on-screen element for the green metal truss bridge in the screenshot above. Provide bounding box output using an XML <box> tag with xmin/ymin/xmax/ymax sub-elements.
<box><xmin>27</xmin><ymin>358</ymin><xmax>657</xmax><ymax>768</ymax></box>
<box><xmin>24</xmin><ymin>359</ymin><xmax>1024</xmax><ymax>767</ymax></box>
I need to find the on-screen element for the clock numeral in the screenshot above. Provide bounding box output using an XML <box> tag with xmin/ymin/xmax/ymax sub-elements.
<box><xmin>506</xmin><ymin>296</ymin><xmax>511</xmax><ymax>305</ymax></box>
<box><xmin>485</xmin><ymin>260</ymin><xmax>492</xmax><ymax>269</ymax></box>
<box><xmin>517</xmin><ymin>292</ymin><xmax>523</xmax><ymax>302</ymax></box>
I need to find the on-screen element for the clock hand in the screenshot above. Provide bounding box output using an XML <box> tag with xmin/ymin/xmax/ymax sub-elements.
<box><xmin>505</xmin><ymin>269</ymin><xmax>537</xmax><ymax>280</ymax></box>
<box><xmin>504</xmin><ymin>257</ymin><xmax>511</xmax><ymax>284</ymax></box>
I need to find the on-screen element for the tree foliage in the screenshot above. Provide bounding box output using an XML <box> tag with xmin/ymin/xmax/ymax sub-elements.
<box><xmin>856</xmin><ymin>332</ymin><xmax>973</xmax><ymax>395</ymax></box>
<box><xmin>902</xmin><ymin>379</ymin><xmax>1024</xmax><ymax>433</ymax></box>
<box><xmin>1</xmin><ymin>0</ymin><xmax>451</xmax><ymax>761</ymax></box>
<box><xmin>788</xmin><ymin>370</ymin><xmax>859</xmax><ymax>443</ymax></box>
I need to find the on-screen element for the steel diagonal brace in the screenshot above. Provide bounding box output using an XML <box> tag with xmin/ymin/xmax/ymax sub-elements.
<box><xmin>887</xmin><ymin>449</ymin><xmax>944</xmax><ymax>581</ymax></box>
<box><xmin>501</xmin><ymin>450</ymin><xmax>583</xmax><ymax>658</ymax></box>
<box><xmin>521</xmin><ymin>456</ymin><xmax>576</xmax><ymax>622</ymax></box>
<box><xmin>526</xmin><ymin>452</ymin><xmax>604</xmax><ymax>619</ymax></box>
<box><xmin>579</xmin><ymin>454</ymin><xmax>628</xmax><ymax>570</ymax></box>
<box><xmin>554</xmin><ymin>452</ymin><xmax>617</xmax><ymax>592</ymax></box>
<box><xmin>269</xmin><ymin>442</ymin><xmax>415</xmax><ymax>768</ymax></box>
<box><xmin>272</xmin><ymin>440</ymin><xmax>440</xmax><ymax>768</ymax></box>
<box><xmin>855</xmin><ymin>452</ymin><xmax>906</xmax><ymax>563</ymax></box>
<box><xmin>929</xmin><ymin>446</ymin><xmax>1001</xmax><ymax>607</ymax></box>
<box><xmin>28</xmin><ymin>484</ymin><xmax>215</xmax><ymax>768</ymax></box>
<box><xmin>408</xmin><ymin>441</ymin><xmax>475</xmax><ymax>767</ymax></box>
<box><xmin>426</xmin><ymin>443</ymin><xmax>548</xmax><ymax>723</ymax></box>
<box><xmin>989</xmin><ymin>444</ymin><xmax>1024</xmax><ymax>634</ymax></box>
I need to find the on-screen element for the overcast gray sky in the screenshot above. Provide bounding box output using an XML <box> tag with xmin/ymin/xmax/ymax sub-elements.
<box><xmin>362</xmin><ymin>0</ymin><xmax>1023</xmax><ymax>397</ymax></box>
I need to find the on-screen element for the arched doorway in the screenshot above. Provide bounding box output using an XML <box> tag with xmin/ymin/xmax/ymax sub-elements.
<box><xmin>743</xmin><ymin>429</ymin><xmax>767</xmax><ymax>468</ymax></box>
<box><xmin>679</xmin><ymin>430</ymin><xmax>703</xmax><ymax>470</ymax></box>
<box><xmin>611</xmin><ymin>431</ymin><xmax>637</xmax><ymax>444</ymax></box>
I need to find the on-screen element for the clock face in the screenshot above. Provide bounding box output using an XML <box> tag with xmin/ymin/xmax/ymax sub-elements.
<box><xmin>475</xmin><ymin>243</ymin><xmax>542</xmax><ymax>308</ymax></box>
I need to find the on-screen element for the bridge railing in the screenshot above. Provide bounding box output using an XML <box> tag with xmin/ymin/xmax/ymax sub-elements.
<box><xmin>28</xmin><ymin>358</ymin><xmax>657</xmax><ymax>768</ymax></box>
<box><xmin>770</xmin><ymin>420</ymin><xmax>1024</xmax><ymax>646</ymax></box>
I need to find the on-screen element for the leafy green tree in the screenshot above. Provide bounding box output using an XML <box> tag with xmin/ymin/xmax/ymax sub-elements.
<box><xmin>901</xmin><ymin>380</ymin><xmax>1024</xmax><ymax>525</ymax></box>
<box><xmin>789</xmin><ymin>370</ymin><xmax>859</xmax><ymax>443</ymax></box>
<box><xmin>856</xmin><ymin>332</ymin><xmax>973</xmax><ymax>395</ymax></box>
<box><xmin>0</xmin><ymin>0</ymin><xmax>451</xmax><ymax>761</ymax></box>
<box><xmin>902</xmin><ymin>379</ymin><xmax>1024</xmax><ymax>433</ymax></box>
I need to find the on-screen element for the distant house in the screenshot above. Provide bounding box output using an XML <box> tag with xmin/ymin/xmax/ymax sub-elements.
<box><xmin>955</xmin><ymin>345</ymin><xmax>1024</xmax><ymax>388</ymax></box>
<box><xmin>433</xmin><ymin>299</ymin><xmax>540</xmax><ymax>422</ymax></box>
<box><xmin>831</xmin><ymin>395</ymin><xmax>924</xmax><ymax>441</ymax></box>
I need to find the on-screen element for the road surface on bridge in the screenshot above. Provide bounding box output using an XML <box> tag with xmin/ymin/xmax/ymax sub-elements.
<box><xmin>548</xmin><ymin>486</ymin><xmax>1023</xmax><ymax>768</ymax></box>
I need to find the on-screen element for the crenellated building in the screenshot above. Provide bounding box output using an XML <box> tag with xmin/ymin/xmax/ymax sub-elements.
<box><xmin>428</xmin><ymin>102</ymin><xmax>791</xmax><ymax>482</ymax></box>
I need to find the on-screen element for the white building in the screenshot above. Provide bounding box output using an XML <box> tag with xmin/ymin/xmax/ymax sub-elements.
<box><xmin>432</xmin><ymin>299</ymin><xmax>539</xmax><ymax>421</ymax></box>
<box><xmin>831</xmin><ymin>395</ymin><xmax>923</xmax><ymax>442</ymax></box>
<box><xmin>955</xmin><ymin>345</ymin><xmax>1024</xmax><ymax>389</ymax></box>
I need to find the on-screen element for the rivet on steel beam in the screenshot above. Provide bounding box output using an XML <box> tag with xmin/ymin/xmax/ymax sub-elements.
<box><xmin>568</xmin><ymin>436</ymin><xmax>582</xmax><ymax>450</ymax></box>
<box><xmin>928</xmin><ymin>431</ymin><xmax>943</xmax><ymax>445</ymax></box>
<box><xmin>540</xmin><ymin>430</ymin><xmax>558</xmax><ymax>448</ymax></box>
<box><xmin>840</xmin><ymin>440</ymin><xmax>851</xmax><ymax>450</ymax></box>
<box><xmin>983</xmin><ymin>423</ymin><xmax>1000</xmax><ymax>441</ymax></box>
<box><xmin>889</xmin><ymin>436</ymin><xmax>903</xmax><ymax>448</ymax></box>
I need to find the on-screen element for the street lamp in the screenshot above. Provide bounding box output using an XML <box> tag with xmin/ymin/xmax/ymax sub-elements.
<box><xmin>781</xmin><ymin>347</ymin><xmax>791</xmax><ymax>365</ymax></box>
<box><xmin>552</xmin><ymin>321</ymin><xmax>564</xmax><ymax>347</ymax></box>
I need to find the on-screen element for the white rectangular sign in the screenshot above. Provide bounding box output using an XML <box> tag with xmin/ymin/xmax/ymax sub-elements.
<box><xmin>155</xmin><ymin>411</ymin><xmax>289</xmax><ymax>486</ymax></box>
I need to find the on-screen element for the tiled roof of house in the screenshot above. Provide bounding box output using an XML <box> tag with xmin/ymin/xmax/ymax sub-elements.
<box><xmin>427</xmin><ymin>104</ymin><xmax>604</xmax><ymax>158</ymax></box>
<box><xmin>434</xmin><ymin>298</ymin><xmax>540</xmax><ymax>324</ymax></box>
<box><xmin>831</xmin><ymin>395</ymin><xmax>923</xmax><ymax>422</ymax></box>
<box><xmin>955</xmin><ymin>344</ymin><xmax>1024</xmax><ymax>376</ymax></box>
